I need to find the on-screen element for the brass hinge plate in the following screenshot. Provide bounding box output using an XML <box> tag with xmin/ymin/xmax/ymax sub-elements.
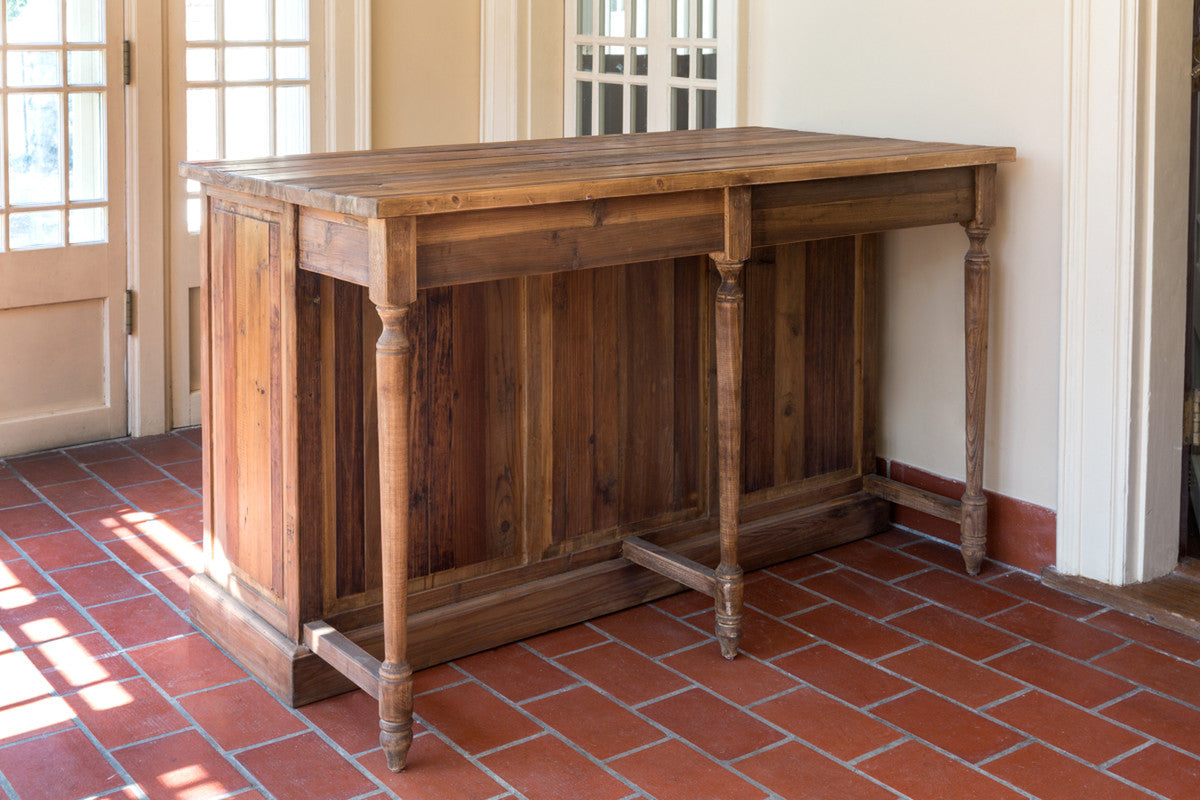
<box><xmin>122</xmin><ymin>40</ymin><xmax>131</xmax><ymax>85</ymax></box>
<box><xmin>124</xmin><ymin>289</ymin><xmax>134</xmax><ymax>335</ymax></box>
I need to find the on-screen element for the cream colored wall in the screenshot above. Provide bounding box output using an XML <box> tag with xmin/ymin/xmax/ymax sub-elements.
<box><xmin>371</xmin><ymin>0</ymin><xmax>482</xmax><ymax>147</ymax></box>
<box><xmin>748</xmin><ymin>0</ymin><xmax>1064</xmax><ymax>509</ymax></box>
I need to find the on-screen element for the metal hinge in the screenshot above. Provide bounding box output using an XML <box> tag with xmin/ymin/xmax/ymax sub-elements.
<box><xmin>1188</xmin><ymin>389</ymin><xmax>1200</xmax><ymax>448</ymax></box>
<box><xmin>124</xmin><ymin>289</ymin><xmax>134</xmax><ymax>335</ymax></box>
<box><xmin>122</xmin><ymin>40</ymin><xmax>131</xmax><ymax>86</ymax></box>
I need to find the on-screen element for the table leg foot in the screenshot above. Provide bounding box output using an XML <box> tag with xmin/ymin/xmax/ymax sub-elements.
<box><xmin>960</xmin><ymin>495</ymin><xmax>987</xmax><ymax>576</ymax></box>
<box><xmin>714</xmin><ymin>564</ymin><xmax>743</xmax><ymax>660</ymax></box>
<box><xmin>380</xmin><ymin>661</ymin><xmax>414</xmax><ymax>772</ymax></box>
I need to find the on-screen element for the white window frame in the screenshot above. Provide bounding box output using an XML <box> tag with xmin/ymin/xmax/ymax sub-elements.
<box><xmin>562</xmin><ymin>0</ymin><xmax>740</xmax><ymax>136</ymax></box>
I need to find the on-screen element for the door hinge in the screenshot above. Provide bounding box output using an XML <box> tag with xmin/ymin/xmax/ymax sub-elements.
<box><xmin>122</xmin><ymin>40</ymin><xmax>131</xmax><ymax>86</ymax></box>
<box><xmin>1188</xmin><ymin>389</ymin><xmax>1200</xmax><ymax>448</ymax></box>
<box><xmin>124</xmin><ymin>289</ymin><xmax>134</xmax><ymax>335</ymax></box>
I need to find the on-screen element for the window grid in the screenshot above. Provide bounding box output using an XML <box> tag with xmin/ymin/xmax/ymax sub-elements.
<box><xmin>0</xmin><ymin>0</ymin><xmax>109</xmax><ymax>251</ymax></box>
<box><xmin>183</xmin><ymin>0</ymin><xmax>312</xmax><ymax>232</ymax></box>
<box><xmin>566</xmin><ymin>0</ymin><xmax>717</xmax><ymax>137</ymax></box>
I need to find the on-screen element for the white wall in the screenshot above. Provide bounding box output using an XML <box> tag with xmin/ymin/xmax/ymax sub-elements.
<box><xmin>748</xmin><ymin>0</ymin><xmax>1065</xmax><ymax>509</ymax></box>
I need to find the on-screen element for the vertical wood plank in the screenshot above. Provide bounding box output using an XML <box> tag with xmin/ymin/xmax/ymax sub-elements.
<box><xmin>292</xmin><ymin>267</ymin><xmax>326</xmax><ymax>624</ymax></box>
<box><xmin>485</xmin><ymin>279</ymin><xmax>521</xmax><ymax>560</ymax></box>
<box><xmin>856</xmin><ymin>235</ymin><xmax>880</xmax><ymax>476</ymax></box>
<box><xmin>449</xmin><ymin>285</ymin><xmax>488</xmax><ymax>567</ymax></box>
<box><xmin>672</xmin><ymin>257</ymin><xmax>702</xmax><ymax>508</ymax></box>
<box><xmin>552</xmin><ymin>271</ymin><xmax>596</xmax><ymax>541</ymax></box>
<box><xmin>523</xmin><ymin>275</ymin><xmax>555</xmax><ymax>559</ymax></box>
<box><xmin>334</xmin><ymin>281</ymin><xmax>365</xmax><ymax>597</ymax></box>
<box><xmin>773</xmin><ymin>242</ymin><xmax>807</xmax><ymax>485</ymax></box>
<box><xmin>741</xmin><ymin>249</ymin><xmax>776</xmax><ymax>493</ymax></box>
<box><xmin>426</xmin><ymin>287</ymin><xmax>456</xmax><ymax>573</ymax></box>
<box><xmin>592</xmin><ymin>266</ymin><xmax>621</xmax><ymax>531</ymax></box>
<box><xmin>803</xmin><ymin>238</ymin><xmax>856</xmax><ymax>477</ymax></box>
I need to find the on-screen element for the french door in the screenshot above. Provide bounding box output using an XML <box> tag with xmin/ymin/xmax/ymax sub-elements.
<box><xmin>0</xmin><ymin>0</ymin><xmax>126</xmax><ymax>456</ymax></box>
<box><xmin>165</xmin><ymin>0</ymin><xmax>325</xmax><ymax>426</ymax></box>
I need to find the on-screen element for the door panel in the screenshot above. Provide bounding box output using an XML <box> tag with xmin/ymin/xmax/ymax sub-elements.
<box><xmin>0</xmin><ymin>0</ymin><xmax>126</xmax><ymax>456</ymax></box>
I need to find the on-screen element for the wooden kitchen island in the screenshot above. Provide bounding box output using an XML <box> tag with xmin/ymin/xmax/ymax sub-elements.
<box><xmin>182</xmin><ymin>128</ymin><xmax>1014</xmax><ymax>771</ymax></box>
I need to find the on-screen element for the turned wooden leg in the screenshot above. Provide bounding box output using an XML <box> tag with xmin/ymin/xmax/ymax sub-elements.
<box><xmin>961</xmin><ymin>225</ymin><xmax>990</xmax><ymax>575</ymax></box>
<box><xmin>376</xmin><ymin>304</ymin><xmax>414</xmax><ymax>771</ymax></box>
<box><xmin>714</xmin><ymin>257</ymin><xmax>745</xmax><ymax>659</ymax></box>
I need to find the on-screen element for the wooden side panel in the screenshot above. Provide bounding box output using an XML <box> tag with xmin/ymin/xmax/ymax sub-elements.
<box><xmin>739</xmin><ymin>237</ymin><xmax>863</xmax><ymax>495</ymax></box>
<box><xmin>545</xmin><ymin>260</ymin><xmax>704</xmax><ymax>552</ymax></box>
<box><xmin>208</xmin><ymin>200</ymin><xmax>286</xmax><ymax>603</ymax></box>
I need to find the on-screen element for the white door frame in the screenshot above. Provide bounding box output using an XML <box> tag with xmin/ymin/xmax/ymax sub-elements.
<box><xmin>1058</xmin><ymin>0</ymin><xmax>1192</xmax><ymax>585</ymax></box>
<box><xmin>125</xmin><ymin>0</ymin><xmax>371</xmax><ymax>438</ymax></box>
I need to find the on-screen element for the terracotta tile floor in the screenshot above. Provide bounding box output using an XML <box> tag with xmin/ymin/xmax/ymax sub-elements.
<box><xmin>4</xmin><ymin>432</ymin><xmax>1200</xmax><ymax>799</ymax></box>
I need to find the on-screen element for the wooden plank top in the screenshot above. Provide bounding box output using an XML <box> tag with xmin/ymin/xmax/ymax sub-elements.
<box><xmin>180</xmin><ymin>127</ymin><xmax>1015</xmax><ymax>219</ymax></box>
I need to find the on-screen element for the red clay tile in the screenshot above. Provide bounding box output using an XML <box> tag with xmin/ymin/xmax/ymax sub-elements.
<box><xmin>610</xmin><ymin>739</ymin><xmax>766</xmax><ymax>800</ymax></box>
<box><xmin>752</xmin><ymin>686</ymin><xmax>902</xmax><ymax>760</ymax></box>
<box><xmin>0</xmin><ymin>550</ymin><xmax>55</xmax><ymax>597</ymax></box>
<box><xmin>989</xmin><ymin>602</ymin><xmax>1124</xmax><ymax>659</ymax></box>
<box><xmin>177</xmin><ymin>427</ymin><xmax>203</xmax><ymax>446</ymax></box>
<box><xmin>69</xmin><ymin>504</ymin><xmax>144</xmax><ymax>542</ymax></box>
<box><xmin>878</xmin><ymin>644</ymin><xmax>1024</xmax><ymax>707</ymax></box>
<box><xmin>89</xmin><ymin>594</ymin><xmax>193</xmax><ymax>648</ymax></box>
<box><xmin>0</xmin><ymin>693</ymin><xmax>75</xmax><ymax>743</ymax></box>
<box><xmin>155</xmin><ymin>505</ymin><xmax>205</xmax><ymax>542</ymax></box>
<box><xmin>238</xmin><ymin>732</ymin><xmax>376</xmax><ymax>800</ymax></box>
<box><xmin>31</xmin><ymin>632</ymin><xmax>135</xmax><ymax>693</ymax></box>
<box><xmin>0</xmin><ymin>728</ymin><xmax>125</xmax><ymax>800</ymax></box>
<box><xmin>1094</xmin><ymin>643</ymin><xmax>1200</xmax><ymax>708</ymax></box>
<box><xmin>1087</xmin><ymin>609</ymin><xmax>1200</xmax><ymax>661</ymax></box>
<box><xmin>661</xmin><ymin>642</ymin><xmax>797</xmax><ymax>705</ymax></box>
<box><xmin>870</xmin><ymin>527</ymin><xmax>923</xmax><ymax>547</ymax></box>
<box><xmin>861</xmin><ymin>739</ymin><xmax>1024</xmax><ymax>800</ymax></box>
<box><xmin>143</xmin><ymin>565</ymin><xmax>192</xmax><ymax>610</ymax></box>
<box><xmin>985</xmin><ymin>571</ymin><xmax>1102</xmax><ymax>618</ymax></box>
<box><xmin>118</xmin><ymin>479</ymin><xmax>201</xmax><ymax>514</ymax></box>
<box><xmin>984</xmin><ymin>742</ymin><xmax>1154</xmax><ymax>800</ymax></box>
<box><xmin>525</xmin><ymin>623</ymin><xmax>607</xmax><ymax>657</ymax></box>
<box><xmin>987</xmin><ymin>644</ymin><xmax>1133</xmax><ymax>708</ymax></box>
<box><xmin>163</xmin><ymin>459</ymin><xmax>203</xmax><ymax>490</ymax></box>
<box><xmin>127</xmin><ymin>434</ymin><xmax>202</xmax><ymax>466</ymax></box>
<box><xmin>87</xmin><ymin>456</ymin><xmax>168</xmax><ymax>487</ymax></box>
<box><xmin>0</xmin><ymin>478</ymin><xmax>37</xmax><ymax>509</ymax></box>
<box><xmin>590</xmin><ymin>603</ymin><xmax>708</xmax><ymax>657</ymax></box>
<box><xmin>359</xmin><ymin>735</ymin><xmax>506</xmax><ymax>800</ymax></box>
<box><xmin>987</xmin><ymin>690</ymin><xmax>1146</xmax><ymax>764</ymax></box>
<box><xmin>480</xmin><ymin>734</ymin><xmax>631</xmax><ymax>800</ymax></box>
<box><xmin>766</xmin><ymin>553</ymin><xmax>838</xmax><ymax>582</ymax></box>
<box><xmin>895</xmin><ymin>567</ymin><xmax>1021</xmax><ymax>618</ymax></box>
<box><xmin>799</xmin><ymin>568</ymin><xmax>923</xmax><ymax>618</ymax></box>
<box><xmin>7</xmin><ymin>453</ymin><xmax>89</xmax><ymax>486</ymax></box>
<box><xmin>66</xmin><ymin>440</ymin><xmax>134</xmax><ymax>464</ymax></box>
<box><xmin>0</xmin><ymin>503</ymin><xmax>71</xmax><ymax>538</ymax></box>
<box><xmin>416</xmin><ymin>681</ymin><xmax>540</xmax><ymax>755</ymax></box>
<box><xmin>526</xmin><ymin>685</ymin><xmax>661</xmax><ymax>759</ymax></box>
<box><xmin>128</xmin><ymin>633</ymin><xmax>248</xmax><ymax>696</ymax></box>
<box><xmin>774</xmin><ymin>644</ymin><xmax>911</xmax><ymax>706</ymax></box>
<box><xmin>651</xmin><ymin>587</ymin><xmax>715</xmax><ymax>616</ymax></box>
<box><xmin>0</xmin><ymin>649</ymin><xmax>72</xmax><ymax>739</ymax></box>
<box><xmin>53</xmin><ymin>561</ymin><xmax>149</xmax><ymax>607</ymax></box>
<box><xmin>1110</xmin><ymin>743</ymin><xmax>1200</xmax><ymax>800</ymax></box>
<box><xmin>18</xmin><ymin>529</ymin><xmax>108</xmax><ymax>572</ymax></box>
<box><xmin>818</xmin><ymin>538</ymin><xmax>930</xmax><ymax>581</ymax></box>
<box><xmin>641</xmin><ymin>687</ymin><xmax>785</xmax><ymax>760</ymax></box>
<box><xmin>414</xmin><ymin>662</ymin><xmax>466</xmax><ymax>695</ymax></box>
<box><xmin>299</xmin><ymin>689</ymin><xmax>382</xmax><ymax>755</ymax></box>
<box><xmin>38</xmin><ymin>478</ymin><xmax>123</xmax><ymax>513</ymax></box>
<box><xmin>786</xmin><ymin>603</ymin><xmax>917</xmax><ymax>659</ymax></box>
<box><xmin>691</xmin><ymin>606</ymin><xmax>815</xmax><ymax>659</ymax></box>
<box><xmin>115</xmin><ymin>729</ymin><xmax>248</xmax><ymax>800</ymax></box>
<box><xmin>67</xmin><ymin>677</ymin><xmax>189</xmax><ymax>748</ymax></box>
<box><xmin>1102</xmin><ymin>691</ymin><xmax>1200</xmax><ymax>756</ymax></box>
<box><xmin>106</xmin><ymin>526</ymin><xmax>202</xmax><ymax>575</ymax></box>
<box><xmin>736</xmin><ymin>740</ymin><xmax>896</xmax><ymax>800</ymax></box>
<box><xmin>556</xmin><ymin>641</ymin><xmax>689</xmax><ymax>706</ymax></box>
<box><xmin>179</xmin><ymin>680</ymin><xmax>307</xmax><ymax>750</ymax></box>
<box><xmin>5</xmin><ymin>593</ymin><xmax>94</xmax><ymax>645</ymax></box>
<box><xmin>897</xmin><ymin>537</ymin><xmax>1010</xmax><ymax>579</ymax></box>
<box><xmin>455</xmin><ymin>643</ymin><xmax>576</xmax><ymax>703</ymax></box>
<box><xmin>888</xmin><ymin>603</ymin><xmax>1022</xmax><ymax>661</ymax></box>
<box><xmin>742</xmin><ymin>571</ymin><xmax>823</xmax><ymax>617</ymax></box>
<box><xmin>872</xmin><ymin>689</ymin><xmax>1024</xmax><ymax>763</ymax></box>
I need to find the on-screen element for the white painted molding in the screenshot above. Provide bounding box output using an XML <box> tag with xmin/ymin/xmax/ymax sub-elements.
<box><xmin>1057</xmin><ymin>0</ymin><xmax>1190</xmax><ymax>584</ymax></box>
<box><xmin>326</xmin><ymin>0</ymin><xmax>372</xmax><ymax>150</ymax></box>
<box><xmin>481</xmin><ymin>0</ymin><xmax>521</xmax><ymax>142</ymax></box>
